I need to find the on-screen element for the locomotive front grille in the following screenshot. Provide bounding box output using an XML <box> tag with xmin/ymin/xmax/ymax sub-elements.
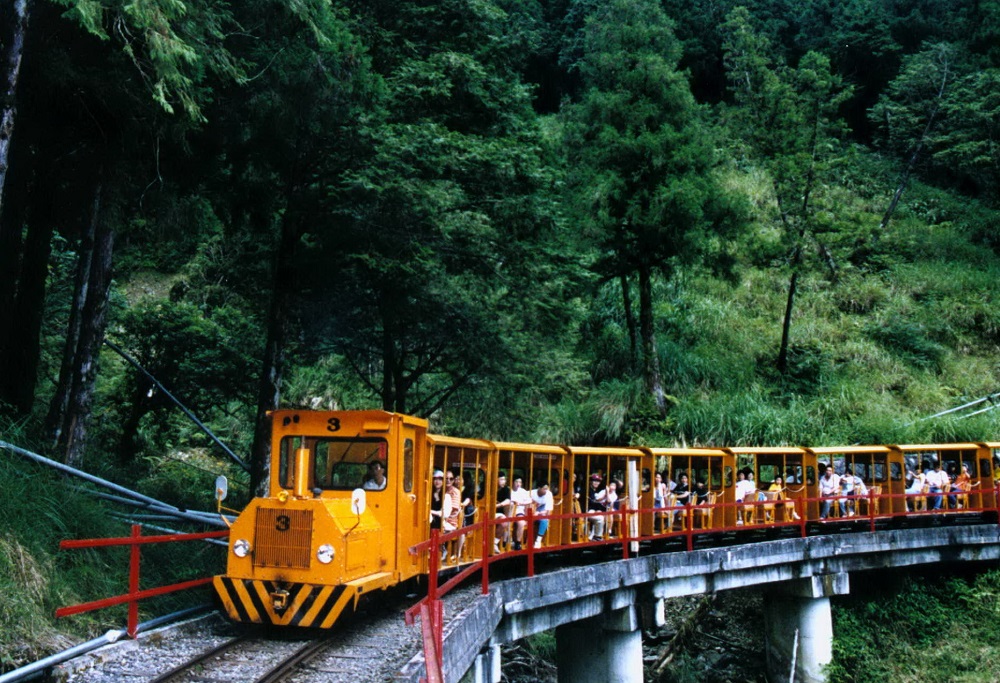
<box><xmin>254</xmin><ymin>508</ymin><xmax>314</xmax><ymax>569</ymax></box>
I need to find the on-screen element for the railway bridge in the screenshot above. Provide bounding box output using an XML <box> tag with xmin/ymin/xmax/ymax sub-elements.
<box><xmin>399</xmin><ymin>524</ymin><xmax>1000</xmax><ymax>683</ymax></box>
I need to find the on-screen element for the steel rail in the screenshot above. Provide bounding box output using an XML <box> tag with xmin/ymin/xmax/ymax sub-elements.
<box><xmin>255</xmin><ymin>637</ymin><xmax>336</xmax><ymax>683</ymax></box>
<box><xmin>147</xmin><ymin>633</ymin><xmax>254</xmax><ymax>683</ymax></box>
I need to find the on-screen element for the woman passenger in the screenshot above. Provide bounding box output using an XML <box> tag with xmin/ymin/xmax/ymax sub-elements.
<box><xmin>951</xmin><ymin>463</ymin><xmax>972</xmax><ymax>508</ymax></box>
<box><xmin>769</xmin><ymin>475</ymin><xmax>800</xmax><ymax>521</ymax></box>
<box><xmin>653</xmin><ymin>472</ymin><xmax>668</xmax><ymax>533</ymax></box>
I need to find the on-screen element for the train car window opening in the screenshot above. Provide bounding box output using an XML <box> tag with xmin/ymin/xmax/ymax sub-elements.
<box><xmin>278</xmin><ymin>436</ymin><xmax>307</xmax><ymax>490</ymax></box>
<box><xmin>785</xmin><ymin>465</ymin><xmax>803</xmax><ymax>485</ymax></box>
<box><xmin>874</xmin><ymin>463</ymin><xmax>886</xmax><ymax>482</ymax></box>
<box><xmin>710</xmin><ymin>463</ymin><xmax>722</xmax><ymax>489</ymax></box>
<box><xmin>306</xmin><ymin>437</ymin><xmax>388</xmax><ymax>491</ymax></box>
<box><xmin>805</xmin><ymin>466</ymin><xmax>815</xmax><ymax>485</ymax></box>
<box><xmin>758</xmin><ymin>464</ymin><xmax>777</xmax><ymax>485</ymax></box>
<box><xmin>642</xmin><ymin>468</ymin><xmax>652</xmax><ymax>492</ymax></box>
<box><xmin>980</xmin><ymin>459</ymin><xmax>992</xmax><ymax>479</ymax></box>
<box><xmin>471</xmin><ymin>467</ymin><xmax>486</xmax><ymax>499</ymax></box>
<box><xmin>890</xmin><ymin>462</ymin><xmax>902</xmax><ymax>481</ymax></box>
<box><xmin>724</xmin><ymin>466</ymin><xmax>733</xmax><ymax>487</ymax></box>
<box><xmin>403</xmin><ymin>439</ymin><xmax>414</xmax><ymax>493</ymax></box>
<box><xmin>854</xmin><ymin>462</ymin><xmax>869</xmax><ymax>483</ymax></box>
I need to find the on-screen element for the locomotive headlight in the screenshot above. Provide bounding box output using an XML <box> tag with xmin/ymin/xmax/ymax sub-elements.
<box><xmin>317</xmin><ymin>544</ymin><xmax>335</xmax><ymax>564</ymax></box>
<box><xmin>233</xmin><ymin>539</ymin><xmax>251</xmax><ymax>558</ymax></box>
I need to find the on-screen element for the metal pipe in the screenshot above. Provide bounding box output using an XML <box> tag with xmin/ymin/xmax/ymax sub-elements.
<box><xmin>0</xmin><ymin>605</ymin><xmax>213</xmax><ymax>683</ymax></box>
<box><xmin>85</xmin><ymin>490</ymin><xmax>235</xmax><ymax>527</ymax></box>
<box><xmin>103</xmin><ymin>339</ymin><xmax>248</xmax><ymax>473</ymax></box>
<box><xmin>921</xmin><ymin>392</ymin><xmax>1000</xmax><ymax>421</ymax></box>
<box><xmin>0</xmin><ymin>442</ymin><xmax>231</xmax><ymax>528</ymax></box>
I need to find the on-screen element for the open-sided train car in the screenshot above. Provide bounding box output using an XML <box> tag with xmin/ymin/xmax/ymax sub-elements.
<box><xmin>212</xmin><ymin>409</ymin><xmax>1000</xmax><ymax>629</ymax></box>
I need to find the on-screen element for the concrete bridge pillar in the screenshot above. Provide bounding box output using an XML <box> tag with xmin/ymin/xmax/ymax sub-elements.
<box><xmin>471</xmin><ymin>643</ymin><xmax>501</xmax><ymax>683</ymax></box>
<box><xmin>764</xmin><ymin>573</ymin><xmax>850</xmax><ymax>683</ymax></box>
<box><xmin>555</xmin><ymin>605</ymin><xmax>642</xmax><ymax>683</ymax></box>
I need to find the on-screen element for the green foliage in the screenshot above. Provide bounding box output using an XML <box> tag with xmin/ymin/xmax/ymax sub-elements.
<box><xmin>865</xmin><ymin>318</ymin><xmax>946</xmax><ymax>369</ymax></box>
<box><xmin>830</xmin><ymin>570</ymin><xmax>1000</xmax><ymax>683</ymax></box>
<box><xmin>52</xmin><ymin>0</ymin><xmax>243</xmax><ymax>120</ymax></box>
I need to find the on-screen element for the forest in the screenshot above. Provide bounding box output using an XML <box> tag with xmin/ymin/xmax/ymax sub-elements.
<box><xmin>3</xmin><ymin>0</ymin><xmax>1000</xmax><ymax>676</ymax></box>
<box><xmin>2</xmin><ymin>0</ymin><xmax>1000</xmax><ymax>491</ymax></box>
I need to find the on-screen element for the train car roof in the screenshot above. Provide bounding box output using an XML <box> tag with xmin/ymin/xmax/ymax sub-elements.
<box><xmin>808</xmin><ymin>445</ymin><xmax>893</xmax><ymax>455</ymax></box>
<box><xmin>645</xmin><ymin>447</ymin><xmax>730</xmax><ymax>457</ymax></box>
<box><xmin>426</xmin><ymin>433</ymin><xmax>495</xmax><ymax>450</ymax></box>
<box><xmin>982</xmin><ymin>442</ymin><xmax>1000</xmax><ymax>449</ymax></box>
<box><xmin>723</xmin><ymin>446</ymin><xmax>808</xmax><ymax>455</ymax></box>
<box><xmin>894</xmin><ymin>443</ymin><xmax>984</xmax><ymax>451</ymax></box>
<box><xmin>493</xmin><ymin>442</ymin><xmax>567</xmax><ymax>455</ymax></box>
<box><xmin>564</xmin><ymin>446</ymin><xmax>647</xmax><ymax>457</ymax></box>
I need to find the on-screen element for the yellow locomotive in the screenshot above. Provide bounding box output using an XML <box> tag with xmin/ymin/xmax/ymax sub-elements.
<box><xmin>213</xmin><ymin>410</ymin><xmax>430</xmax><ymax>627</ymax></box>
<box><xmin>213</xmin><ymin>409</ymin><xmax>999</xmax><ymax>628</ymax></box>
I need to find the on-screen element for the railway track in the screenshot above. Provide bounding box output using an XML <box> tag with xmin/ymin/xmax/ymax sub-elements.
<box><xmin>149</xmin><ymin>632</ymin><xmax>336</xmax><ymax>683</ymax></box>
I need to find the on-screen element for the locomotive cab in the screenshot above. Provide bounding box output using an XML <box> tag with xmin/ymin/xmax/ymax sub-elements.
<box><xmin>213</xmin><ymin>410</ymin><xmax>427</xmax><ymax>627</ymax></box>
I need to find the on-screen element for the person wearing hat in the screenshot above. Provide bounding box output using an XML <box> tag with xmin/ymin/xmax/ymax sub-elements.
<box><xmin>429</xmin><ymin>470</ymin><xmax>448</xmax><ymax>530</ymax></box>
<box><xmin>586</xmin><ymin>473</ymin><xmax>608</xmax><ymax>540</ymax></box>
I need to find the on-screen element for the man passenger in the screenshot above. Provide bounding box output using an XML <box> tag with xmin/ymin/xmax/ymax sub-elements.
<box><xmin>531</xmin><ymin>481</ymin><xmax>554</xmax><ymax>548</ymax></box>
<box><xmin>510</xmin><ymin>476</ymin><xmax>532</xmax><ymax>550</ymax></box>
<box><xmin>363</xmin><ymin>460</ymin><xmax>387</xmax><ymax>490</ymax></box>
<box><xmin>925</xmin><ymin>461</ymin><xmax>948</xmax><ymax>510</ymax></box>
<box><xmin>494</xmin><ymin>473</ymin><xmax>512</xmax><ymax>552</ymax></box>
<box><xmin>819</xmin><ymin>467</ymin><xmax>840</xmax><ymax>519</ymax></box>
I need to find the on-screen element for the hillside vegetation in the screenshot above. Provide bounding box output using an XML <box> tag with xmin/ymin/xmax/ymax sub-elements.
<box><xmin>2</xmin><ymin>0</ymin><xmax>1000</xmax><ymax>674</ymax></box>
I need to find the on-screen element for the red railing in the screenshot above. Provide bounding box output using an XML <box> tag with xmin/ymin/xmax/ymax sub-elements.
<box><xmin>57</xmin><ymin>525</ymin><xmax>229</xmax><ymax>637</ymax></box>
<box><xmin>405</xmin><ymin>483</ymin><xmax>1000</xmax><ymax>680</ymax></box>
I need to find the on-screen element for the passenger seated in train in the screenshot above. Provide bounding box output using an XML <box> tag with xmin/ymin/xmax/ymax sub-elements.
<box><xmin>607</xmin><ymin>480</ymin><xmax>623</xmax><ymax>537</ymax></box>
<box><xmin>363</xmin><ymin>459</ymin><xmax>387</xmax><ymax>491</ymax></box>
<box><xmin>839</xmin><ymin>468</ymin><xmax>857</xmax><ymax>517</ymax></box>
<box><xmin>494</xmin><ymin>472</ymin><xmax>512</xmax><ymax>552</ymax></box>
<box><xmin>905</xmin><ymin>467</ymin><xmax>926</xmax><ymax>510</ymax></box>
<box><xmin>951</xmin><ymin>463</ymin><xmax>972</xmax><ymax>508</ymax></box>
<box><xmin>925</xmin><ymin>462</ymin><xmax>948</xmax><ymax>510</ymax></box>
<box><xmin>735</xmin><ymin>470</ymin><xmax>755</xmax><ymax>525</ymax></box>
<box><xmin>587</xmin><ymin>474</ymin><xmax>608</xmax><ymax>540</ymax></box>
<box><xmin>768</xmin><ymin>475</ymin><xmax>800</xmax><ymax>521</ymax></box>
<box><xmin>818</xmin><ymin>467</ymin><xmax>840</xmax><ymax>519</ymax></box>
<box><xmin>510</xmin><ymin>476</ymin><xmax>532</xmax><ymax>550</ymax></box>
<box><xmin>653</xmin><ymin>472</ymin><xmax>668</xmax><ymax>532</ymax></box>
<box><xmin>531</xmin><ymin>481</ymin><xmax>554</xmax><ymax>548</ymax></box>
<box><xmin>671</xmin><ymin>474</ymin><xmax>692</xmax><ymax>530</ymax></box>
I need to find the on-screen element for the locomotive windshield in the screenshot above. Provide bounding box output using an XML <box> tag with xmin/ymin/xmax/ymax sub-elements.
<box><xmin>279</xmin><ymin>436</ymin><xmax>388</xmax><ymax>491</ymax></box>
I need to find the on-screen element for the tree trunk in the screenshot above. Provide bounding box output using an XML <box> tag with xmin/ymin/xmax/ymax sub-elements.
<box><xmin>777</xmin><ymin>268</ymin><xmax>799</xmax><ymax>375</ymax></box>
<box><xmin>638</xmin><ymin>265</ymin><xmax>666</xmax><ymax>416</ymax></box>
<box><xmin>876</xmin><ymin>50</ymin><xmax>951</xmax><ymax>237</ymax></box>
<box><xmin>117</xmin><ymin>373</ymin><xmax>154</xmax><ymax>465</ymax></box>
<box><xmin>249</xmin><ymin>209</ymin><xmax>299</xmax><ymax>495</ymax></box>
<box><xmin>620</xmin><ymin>273</ymin><xmax>637</xmax><ymax>368</ymax></box>
<box><xmin>0</xmin><ymin>0</ymin><xmax>31</xmax><ymax>410</ymax></box>
<box><xmin>0</xmin><ymin>0</ymin><xmax>29</xmax><ymax>220</ymax></box>
<box><xmin>2</xmin><ymin>191</ymin><xmax>53</xmax><ymax>413</ymax></box>
<box><xmin>46</xmin><ymin>183</ymin><xmax>99</xmax><ymax>446</ymax></box>
<box><xmin>60</xmin><ymin>218</ymin><xmax>115</xmax><ymax>466</ymax></box>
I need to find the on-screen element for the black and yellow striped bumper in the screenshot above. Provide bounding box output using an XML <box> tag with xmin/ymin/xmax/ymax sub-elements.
<box><xmin>213</xmin><ymin>577</ymin><xmax>355</xmax><ymax>628</ymax></box>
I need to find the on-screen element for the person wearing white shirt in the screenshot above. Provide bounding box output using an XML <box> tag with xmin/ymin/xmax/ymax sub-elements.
<box><xmin>924</xmin><ymin>463</ymin><xmax>949</xmax><ymax>510</ymax></box>
<box><xmin>839</xmin><ymin>468</ymin><xmax>857</xmax><ymax>517</ymax></box>
<box><xmin>510</xmin><ymin>477</ymin><xmax>533</xmax><ymax>549</ymax></box>
<box><xmin>530</xmin><ymin>483</ymin><xmax>555</xmax><ymax>548</ymax></box>
<box><xmin>818</xmin><ymin>467</ymin><xmax>841</xmax><ymax>519</ymax></box>
<box><xmin>734</xmin><ymin>471</ymin><xmax>755</xmax><ymax>525</ymax></box>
